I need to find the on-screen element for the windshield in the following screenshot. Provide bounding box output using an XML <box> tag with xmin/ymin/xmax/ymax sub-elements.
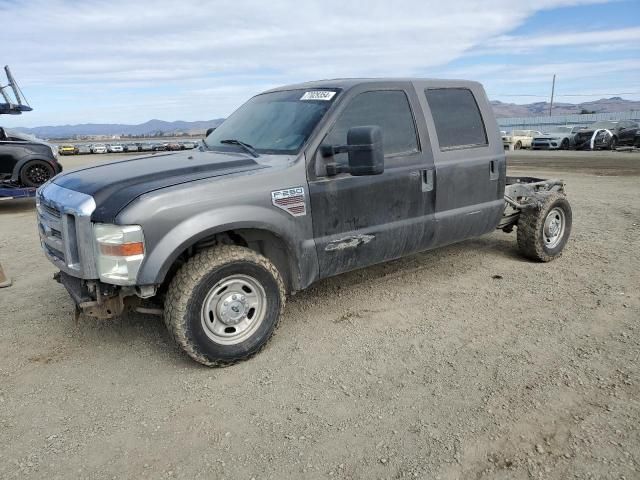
<box><xmin>3</xmin><ymin>129</ymin><xmax>38</xmax><ymax>141</ymax></box>
<box><xmin>591</xmin><ymin>121</ymin><xmax>617</xmax><ymax>129</ymax></box>
<box><xmin>204</xmin><ymin>89</ymin><xmax>339</xmax><ymax>155</ymax></box>
<box><xmin>547</xmin><ymin>126</ymin><xmax>572</xmax><ymax>134</ymax></box>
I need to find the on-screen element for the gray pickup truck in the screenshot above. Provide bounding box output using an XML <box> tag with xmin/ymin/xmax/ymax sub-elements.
<box><xmin>36</xmin><ymin>79</ymin><xmax>572</xmax><ymax>366</ymax></box>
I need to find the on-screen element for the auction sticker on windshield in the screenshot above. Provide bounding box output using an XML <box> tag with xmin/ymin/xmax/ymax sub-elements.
<box><xmin>301</xmin><ymin>91</ymin><xmax>336</xmax><ymax>101</ymax></box>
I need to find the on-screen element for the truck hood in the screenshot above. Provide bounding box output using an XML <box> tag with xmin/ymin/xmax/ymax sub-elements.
<box><xmin>53</xmin><ymin>149</ymin><xmax>268</xmax><ymax>222</ymax></box>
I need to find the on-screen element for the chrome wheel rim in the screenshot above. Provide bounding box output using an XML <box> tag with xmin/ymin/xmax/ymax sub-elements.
<box><xmin>200</xmin><ymin>274</ymin><xmax>267</xmax><ymax>345</ymax></box>
<box><xmin>543</xmin><ymin>207</ymin><xmax>565</xmax><ymax>249</ymax></box>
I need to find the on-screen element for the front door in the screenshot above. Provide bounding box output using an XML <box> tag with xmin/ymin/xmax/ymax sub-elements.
<box><xmin>308</xmin><ymin>88</ymin><xmax>436</xmax><ymax>279</ymax></box>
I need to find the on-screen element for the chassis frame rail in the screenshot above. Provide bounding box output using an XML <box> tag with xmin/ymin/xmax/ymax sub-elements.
<box><xmin>498</xmin><ymin>176</ymin><xmax>565</xmax><ymax>230</ymax></box>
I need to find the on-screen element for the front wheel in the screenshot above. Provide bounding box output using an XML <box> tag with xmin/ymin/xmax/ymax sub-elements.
<box><xmin>560</xmin><ymin>138</ymin><xmax>570</xmax><ymax>150</ymax></box>
<box><xmin>164</xmin><ymin>245</ymin><xmax>285</xmax><ymax>366</ymax></box>
<box><xmin>517</xmin><ymin>193</ymin><xmax>572</xmax><ymax>262</ymax></box>
<box><xmin>609</xmin><ymin>136</ymin><xmax>618</xmax><ymax>150</ymax></box>
<box><xmin>514</xmin><ymin>141</ymin><xmax>522</xmax><ymax>150</ymax></box>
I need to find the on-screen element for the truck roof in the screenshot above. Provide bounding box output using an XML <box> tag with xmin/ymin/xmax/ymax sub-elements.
<box><xmin>265</xmin><ymin>78</ymin><xmax>484</xmax><ymax>93</ymax></box>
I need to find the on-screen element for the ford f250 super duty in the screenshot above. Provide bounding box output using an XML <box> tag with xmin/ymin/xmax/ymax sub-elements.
<box><xmin>36</xmin><ymin>79</ymin><xmax>572</xmax><ymax>366</ymax></box>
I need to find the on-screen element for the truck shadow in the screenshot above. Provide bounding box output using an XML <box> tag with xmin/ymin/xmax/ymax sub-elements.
<box><xmin>66</xmin><ymin>235</ymin><xmax>527</xmax><ymax>368</ymax></box>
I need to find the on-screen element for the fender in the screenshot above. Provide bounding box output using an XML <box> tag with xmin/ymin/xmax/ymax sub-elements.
<box><xmin>133</xmin><ymin>204</ymin><xmax>318</xmax><ymax>291</ymax></box>
<box><xmin>11</xmin><ymin>151</ymin><xmax>60</xmax><ymax>183</ymax></box>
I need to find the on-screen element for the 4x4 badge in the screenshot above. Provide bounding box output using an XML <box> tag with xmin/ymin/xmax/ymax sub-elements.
<box><xmin>271</xmin><ymin>187</ymin><xmax>306</xmax><ymax>217</ymax></box>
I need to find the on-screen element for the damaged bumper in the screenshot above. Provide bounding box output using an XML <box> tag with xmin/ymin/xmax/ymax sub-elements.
<box><xmin>54</xmin><ymin>271</ymin><xmax>125</xmax><ymax>319</ymax></box>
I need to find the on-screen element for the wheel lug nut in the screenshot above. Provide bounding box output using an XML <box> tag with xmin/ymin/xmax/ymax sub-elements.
<box><xmin>232</xmin><ymin>295</ymin><xmax>237</xmax><ymax>300</ymax></box>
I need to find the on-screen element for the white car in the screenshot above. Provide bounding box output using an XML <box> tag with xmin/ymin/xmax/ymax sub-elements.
<box><xmin>91</xmin><ymin>143</ymin><xmax>107</xmax><ymax>154</ymax></box>
<box><xmin>502</xmin><ymin>130</ymin><xmax>542</xmax><ymax>150</ymax></box>
<box><xmin>107</xmin><ymin>144</ymin><xmax>124</xmax><ymax>153</ymax></box>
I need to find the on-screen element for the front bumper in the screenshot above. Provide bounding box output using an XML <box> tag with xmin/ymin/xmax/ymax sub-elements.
<box><xmin>55</xmin><ymin>271</ymin><xmax>126</xmax><ymax>319</ymax></box>
<box><xmin>531</xmin><ymin>140</ymin><xmax>561</xmax><ymax>150</ymax></box>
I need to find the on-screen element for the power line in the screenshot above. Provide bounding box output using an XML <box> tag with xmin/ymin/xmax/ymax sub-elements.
<box><xmin>491</xmin><ymin>92</ymin><xmax>640</xmax><ymax>98</ymax></box>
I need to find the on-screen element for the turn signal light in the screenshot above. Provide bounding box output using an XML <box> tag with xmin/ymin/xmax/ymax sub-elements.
<box><xmin>99</xmin><ymin>242</ymin><xmax>144</xmax><ymax>257</ymax></box>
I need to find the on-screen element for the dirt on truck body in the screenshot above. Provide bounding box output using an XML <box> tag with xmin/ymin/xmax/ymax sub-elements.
<box><xmin>36</xmin><ymin>78</ymin><xmax>573</xmax><ymax>366</ymax></box>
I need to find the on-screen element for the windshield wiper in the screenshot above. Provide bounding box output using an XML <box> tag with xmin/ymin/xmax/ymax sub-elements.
<box><xmin>220</xmin><ymin>139</ymin><xmax>259</xmax><ymax>158</ymax></box>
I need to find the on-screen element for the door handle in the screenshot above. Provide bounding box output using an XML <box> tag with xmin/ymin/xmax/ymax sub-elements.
<box><xmin>420</xmin><ymin>168</ymin><xmax>434</xmax><ymax>192</ymax></box>
<box><xmin>489</xmin><ymin>160</ymin><xmax>500</xmax><ymax>180</ymax></box>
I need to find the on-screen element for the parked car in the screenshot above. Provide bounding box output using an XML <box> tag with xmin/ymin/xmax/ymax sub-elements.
<box><xmin>166</xmin><ymin>142</ymin><xmax>182</xmax><ymax>151</ymax></box>
<box><xmin>107</xmin><ymin>144</ymin><xmax>124</xmax><ymax>153</ymax></box>
<box><xmin>574</xmin><ymin>120</ymin><xmax>640</xmax><ymax>150</ymax></box>
<box><xmin>91</xmin><ymin>143</ymin><xmax>107</xmax><ymax>154</ymax></box>
<box><xmin>76</xmin><ymin>144</ymin><xmax>92</xmax><ymax>154</ymax></box>
<box><xmin>124</xmin><ymin>143</ymin><xmax>139</xmax><ymax>152</ymax></box>
<box><xmin>0</xmin><ymin>127</ymin><xmax>62</xmax><ymax>187</ymax></box>
<box><xmin>152</xmin><ymin>143</ymin><xmax>167</xmax><ymax>151</ymax></box>
<box><xmin>58</xmin><ymin>144</ymin><xmax>78</xmax><ymax>155</ymax></box>
<box><xmin>139</xmin><ymin>143</ymin><xmax>154</xmax><ymax>152</ymax></box>
<box><xmin>182</xmin><ymin>141</ymin><xmax>197</xmax><ymax>150</ymax></box>
<box><xmin>36</xmin><ymin>78</ymin><xmax>573</xmax><ymax>367</ymax></box>
<box><xmin>502</xmin><ymin>130</ymin><xmax>541</xmax><ymax>150</ymax></box>
<box><xmin>531</xmin><ymin>126</ymin><xmax>581</xmax><ymax>150</ymax></box>
<box><xmin>635</xmin><ymin>130</ymin><xmax>640</xmax><ymax>148</ymax></box>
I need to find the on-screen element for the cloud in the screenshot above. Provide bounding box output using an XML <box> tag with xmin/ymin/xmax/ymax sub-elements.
<box><xmin>482</xmin><ymin>26</ymin><xmax>640</xmax><ymax>53</ymax></box>
<box><xmin>0</xmin><ymin>0</ymin><xmax>628</xmax><ymax>124</ymax></box>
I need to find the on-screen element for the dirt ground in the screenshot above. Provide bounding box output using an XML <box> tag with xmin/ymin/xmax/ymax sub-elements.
<box><xmin>0</xmin><ymin>151</ymin><xmax>639</xmax><ymax>479</ymax></box>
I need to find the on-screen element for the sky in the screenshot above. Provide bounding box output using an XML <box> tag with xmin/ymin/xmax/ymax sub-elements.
<box><xmin>2</xmin><ymin>0</ymin><xmax>639</xmax><ymax>127</ymax></box>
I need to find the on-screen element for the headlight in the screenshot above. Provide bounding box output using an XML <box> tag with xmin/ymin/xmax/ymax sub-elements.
<box><xmin>93</xmin><ymin>224</ymin><xmax>145</xmax><ymax>285</ymax></box>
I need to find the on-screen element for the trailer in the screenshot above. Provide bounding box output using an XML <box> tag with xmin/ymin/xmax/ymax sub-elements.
<box><xmin>0</xmin><ymin>183</ymin><xmax>36</xmax><ymax>200</ymax></box>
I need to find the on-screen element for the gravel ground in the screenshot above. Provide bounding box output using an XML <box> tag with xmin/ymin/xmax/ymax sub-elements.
<box><xmin>0</xmin><ymin>151</ymin><xmax>639</xmax><ymax>479</ymax></box>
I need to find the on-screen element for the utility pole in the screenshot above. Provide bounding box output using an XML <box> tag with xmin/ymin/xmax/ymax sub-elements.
<box><xmin>549</xmin><ymin>74</ymin><xmax>556</xmax><ymax>117</ymax></box>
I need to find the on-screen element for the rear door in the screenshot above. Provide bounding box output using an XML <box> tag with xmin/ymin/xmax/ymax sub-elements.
<box><xmin>420</xmin><ymin>85</ymin><xmax>506</xmax><ymax>246</ymax></box>
<box><xmin>308</xmin><ymin>85</ymin><xmax>436</xmax><ymax>278</ymax></box>
<box><xmin>619</xmin><ymin>121</ymin><xmax>638</xmax><ymax>144</ymax></box>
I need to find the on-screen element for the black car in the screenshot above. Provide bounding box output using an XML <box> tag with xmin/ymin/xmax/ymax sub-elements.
<box><xmin>573</xmin><ymin>120</ymin><xmax>639</xmax><ymax>150</ymax></box>
<box><xmin>0</xmin><ymin>127</ymin><xmax>62</xmax><ymax>187</ymax></box>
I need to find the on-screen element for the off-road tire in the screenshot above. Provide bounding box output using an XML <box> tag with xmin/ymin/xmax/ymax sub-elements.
<box><xmin>19</xmin><ymin>160</ymin><xmax>54</xmax><ymax>187</ymax></box>
<box><xmin>514</xmin><ymin>141</ymin><xmax>522</xmax><ymax>150</ymax></box>
<box><xmin>164</xmin><ymin>245</ymin><xmax>285</xmax><ymax>367</ymax></box>
<box><xmin>517</xmin><ymin>193</ymin><xmax>572</xmax><ymax>262</ymax></box>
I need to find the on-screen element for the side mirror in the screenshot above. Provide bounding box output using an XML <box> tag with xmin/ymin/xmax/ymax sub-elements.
<box><xmin>321</xmin><ymin>125</ymin><xmax>384</xmax><ymax>176</ymax></box>
<box><xmin>205</xmin><ymin>127</ymin><xmax>216</xmax><ymax>137</ymax></box>
<box><xmin>347</xmin><ymin>126</ymin><xmax>384</xmax><ymax>176</ymax></box>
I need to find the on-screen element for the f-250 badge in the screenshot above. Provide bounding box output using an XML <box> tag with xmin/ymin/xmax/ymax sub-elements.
<box><xmin>271</xmin><ymin>187</ymin><xmax>306</xmax><ymax>217</ymax></box>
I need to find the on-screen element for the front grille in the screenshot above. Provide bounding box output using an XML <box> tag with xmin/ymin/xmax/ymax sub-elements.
<box><xmin>43</xmin><ymin>204</ymin><xmax>61</xmax><ymax>218</ymax></box>
<box><xmin>36</xmin><ymin>183</ymin><xmax>98</xmax><ymax>279</ymax></box>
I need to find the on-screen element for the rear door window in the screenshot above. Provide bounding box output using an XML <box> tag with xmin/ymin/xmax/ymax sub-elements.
<box><xmin>425</xmin><ymin>88</ymin><xmax>488</xmax><ymax>150</ymax></box>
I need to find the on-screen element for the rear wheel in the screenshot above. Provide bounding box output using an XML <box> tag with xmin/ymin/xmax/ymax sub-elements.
<box><xmin>517</xmin><ymin>193</ymin><xmax>572</xmax><ymax>262</ymax></box>
<box><xmin>19</xmin><ymin>160</ymin><xmax>55</xmax><ymax>187</ymax></box>
<box><xmin>514</xmin><ymin>141</ymin><xmax>522</xmax><ymax>150</ymax></box>
<box><xmin>164</xmin><ymin>245</ymin><xmax>285</xmax><ymax>366</ymax></box>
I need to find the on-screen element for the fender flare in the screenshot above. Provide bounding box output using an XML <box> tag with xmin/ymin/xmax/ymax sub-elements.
<box><xmin>135</xmin><ymin>204</ymin><xmax>317</xmax><ymax>291</ymax></box>
<box><xmin>11</xmin><ymin>154</ymin><xmax>58</xmax><ymax>183</ymax></box>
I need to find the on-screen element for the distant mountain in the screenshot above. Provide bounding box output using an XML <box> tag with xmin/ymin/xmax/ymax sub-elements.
<box><xmin>12</xmin><ymin>118</ymin><xmax>225</xmax><ymax>139</ymax></box>
<box><xmin>491</xmin><ymin>97</ymin><xmax>640</xmax><ymax>118</ymax></box>
<box><xmin>8</xmin><ymin>97</ymin><xmax>640</xmax><ymax>137</ymax></box>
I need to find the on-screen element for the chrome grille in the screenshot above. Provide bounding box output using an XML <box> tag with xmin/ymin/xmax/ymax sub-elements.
<box><xmin>43</xmin><ymin>204</ymin><xmax>61</xmax><ymax>218</ymax></box>
<box><xmin>36</xmin><ymin>182</ymin><xmax>98</xmax><ymax>279</ymax></box>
